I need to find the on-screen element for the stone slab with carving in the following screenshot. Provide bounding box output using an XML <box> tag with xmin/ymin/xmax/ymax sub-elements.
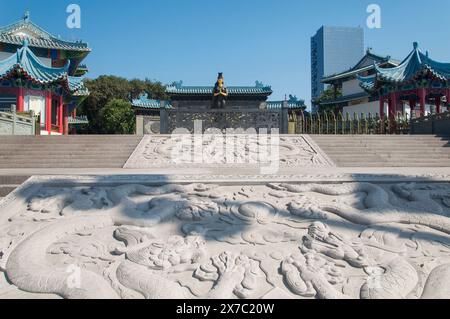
<box><xmin>124</xmin><ymin>135</ymin><xmax>335</xmax><ymax>169</ymax></box>
<box><xmin>1</xmin><ymin>175</ymin><xmax>450</xmax><ymax>299</ymax></box>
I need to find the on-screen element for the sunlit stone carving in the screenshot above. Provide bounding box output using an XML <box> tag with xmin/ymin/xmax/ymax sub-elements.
<box><xmin>1</xmin><ymin>176</ymin><xmax>450</xmax><ymax>299</ymax></box>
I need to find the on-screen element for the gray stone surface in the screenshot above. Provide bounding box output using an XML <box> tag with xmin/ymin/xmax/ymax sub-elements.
<box><xmin>2</xmin><ymin>174</ymin><xmax>450</xmax><ymax>299</ymax></box>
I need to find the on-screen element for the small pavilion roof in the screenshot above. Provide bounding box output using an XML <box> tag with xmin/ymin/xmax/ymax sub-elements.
<box><xmin>266</xmin><ymin>95</ymin><xmax>306</xmax><ymax>109</ymax></box>
<box><xmin>322</xmin><ymin>49</ymin><xmax>399</xmax><ymax>83</ymax></box>
<box><xmin>0</xmin><ymin>40</ymin><xmax>88</xmax><ymax>95</ymax></box>
<box><xmin>132</xmin><ymin>93</ymin><xmax>172</xmax><ymax>109</ymax></box>
<box><xmin>0</xmin><ymin>40</ymin><xmax>69</xmax><ymax>84</ymax></box>
<box><xmin>0</xmin><ymin>12</ymin><xmax>90</xmax><ymax>52</ymax></box>
<box><xmin>358</xmin><ymin>43</ymin><xmax>450</xmax><ymax>92</ymax></box>
<box><xmin>68</xmin><ymin>76</ymin><xmax>89</xmax><ymax>96</ymax></box>
<box><xmin>68</xmin><ymin>115</ymin><xmax>89</xmax><ymax>125</ymax></box>
<box><xmin>166</xmin><ymin>81</ymin><xmax>273</xmax><ymax>96</ymax></box>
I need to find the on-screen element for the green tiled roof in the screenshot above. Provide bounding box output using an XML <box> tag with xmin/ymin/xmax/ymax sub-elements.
<box><xmin>68</xmin><ymin>115</ymin><xmax>89</xmax><ymax>125</ymax></box>
<box><xmin>323</xmin><ymin>49</ymin><xmax>399</xmax><ymax>83</ymax></box>
<box><xmin>0</xmin><ymin>41</ymin><xmax>88</xmax><ymax>95</ymax></box>
<box><xmin>0</xmin><ymin>14</ymin><xmax>90</xmax><ymax>52</ymax></box>
<box><xmin>266</xmin><ymin>95</ymin><xmax>306</xmax><ymax>109</ymax></box>
<box><xmin>358</xmin><ymin>75</ymin><xmax>377</xmax><ymax>92</ymax></box>
<box><xmin>166</xmin><ymin>81</ymin><xmax>273</xmax><ymax>95</ymax></box>
<box><xmin>132</xmin><ymin>93</ymin><xmax>171</xmax><ymax>109</ymax></box>
<box><xmin>0</xmin><ymin>40</ymin><xmax>69</xmax><ymax>83</ymax></box>
<box><xmin>68</xmin><ymin>76</ymin><xmax>89</xmax><ymax>96</ymax></box>
<box><xmin>319</xmin><ymin>92</ymin><xmax>369</xmax><ymax>105</ymax></box>
<box><xmin>358</xmin><ymin>42</ymin><xmax>450</xmax><ymax>91</ymax></box>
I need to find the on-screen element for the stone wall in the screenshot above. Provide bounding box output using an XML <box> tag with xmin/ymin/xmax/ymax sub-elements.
<box><xmin>136</xmin><ymin>115</ymin><xmax>161</xmax><ymax>135</ymax></box>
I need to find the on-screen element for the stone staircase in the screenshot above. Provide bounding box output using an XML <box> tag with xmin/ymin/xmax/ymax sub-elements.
<box><xmin>310</xmin><ymin>135</ymin><xmax>450</xmax><ymax>167</ymax></box>
<box><xmin>0</xmin><ymin>175</ymin><xmax>30</xmax><ymax>200</ymax></box>
<box><xmin>0</xmin><ymin>136</ymin><xmax>143</xmax><ymax>169</ymax></box>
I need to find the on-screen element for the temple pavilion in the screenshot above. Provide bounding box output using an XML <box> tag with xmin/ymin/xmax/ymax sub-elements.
<box><xmin>0</xmin><ymin>12</ymin><xmax>91</xmax><ymax>135</ymax></box>
<box><xmin>132</xmin><ymin>78</ymin><xmax>306</xmax><ymax>134</ymax></box>
<box><xmin>320</xmin><ymin>49</ymin><xmax>399</xmax><ymax>115</ymax></box>
<box><xmin>358</xmin><ymin>42</ymin><xmax>450</xmax><ymax>119</ymax></box>
<box><xmin>132</xmin><ymin>81</ymin><xmax>306</xmax><ymax>113</ymax></box>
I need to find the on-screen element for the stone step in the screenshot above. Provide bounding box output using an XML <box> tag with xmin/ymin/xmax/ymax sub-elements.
<box><xmin>0</xmin><ymin>185</ymin><xmax>19</xmax><ymax>197</ymax></box>
<box><xmin>0</xmin><ymin>136</ymin><xmax>142</xmax><ymax>169</ymax></box>
<box><xmin>313</xmin><ymin>141</ymin><xmax>450</xmax><ymax>145</ymax></box>
<box><xmin>0</xmin><ymin>162</ymin><xmax>128</xmax><ymax>168</ymax></box>
<box><xmin>0</xmin><ymin>157</ymin><xmax>132</xmax><ymax>162</ymax></box>
<box><xmin>339</xmin><ymin>163</ymin><xmax>450</xmax><ymax>167</ymax></box>
<box><xmin>0</xmin><ymin>176</ymin><xmax>29</xmax><ymax>184</ymax></box>
<box><xmin>322</xmin><ymin>148</ymin><xmax>450</xmax><ymax>156</ymax></box>
<box><xmin>0</xmin><ymin>140</ymin><xmax>142</xmax><ymax>145</ymax></box>
<box><xmin>329</xmin><ymin>157</ymin><xmax>450</xmax><ymax>162</ymax></box>
<box><xmin>310</xmin><ymin>134</ymin><xmax>450</xmax><ymax>167</ymax></box>
<box><xmin>310</xmin><ymin>134</ymin><xmax>450</xmax><ymax>138</ymax></box>
<box><xmin>324</xmin><ymin>148</ymin><xmax>450</xmax><ymax>153</ymax></box>
<box><xmin>320</xmin><ymin>147</ymin><xmax>450</xmax><ymax>151</ymax></box>
<box><xmin>311</xmin><ymin>139</ymin><xmax>450</xmax><ymax>143</ymax></box>
<box><xmin>0</xmin><ymin>148</ymin><xmax>138</xmax><ymax>154</ymax></box>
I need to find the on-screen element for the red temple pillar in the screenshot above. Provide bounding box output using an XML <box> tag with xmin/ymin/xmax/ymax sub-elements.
<box><xmin>17</xmin><ymin>87</ymin><xmax>24</xmax><ymax>112</ymax></box>
<box><xmin>409</xmin><ymin>99</ymin><xmax>416</xmax><ymax>118</ymax></box>
<box><xmin>58</xmin><ymin>95</ymin><xmax>64</xmax><ymax>134</ymax></box>
<box><xmin>63</xmin><ymin>105</ymin><xmax>69</xmax><ymax>135</ymax></box>
<box><xmin>445</xmin><ymin>89</ymin><xmax>450</xmax><ymax>111</ymax></box>
<box><xmin>45</xmin><ymin>91</ymin><xmax>52</xmax><ymax>135</ymax></box>
<box><xmin>379</xmin><ymin>97</ymin><xmax>385</xmax><ymax>119</ymax></box>
<box><xmin>435</xmin><ymin>96</ymin><xmax>441</xmax><ymax>114</ymax></box>
<box><xmin>419</xmin><ymin>88</ymin><xmax>426</xmax><ymax>116</ymax></box>
<box><xmin>389</xmin><ymin>92</ymin><xmax>397</xmax><ymax>118</ymax></box>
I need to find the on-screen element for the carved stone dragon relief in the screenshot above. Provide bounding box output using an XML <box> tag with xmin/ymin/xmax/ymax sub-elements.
<box><xmin>1</xmin><ymin>181</ymin><xmax>450</xmax><ymax>299</ymax></box>
<box><xmin>124</xmin><ymin>135</ymin><xmax>335</xmax><ymax>169</ymax></box>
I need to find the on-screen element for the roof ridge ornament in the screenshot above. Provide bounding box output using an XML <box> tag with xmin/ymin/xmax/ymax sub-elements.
<box><xmin>413</xmin><ymin>42</ymin><xmax>419</xmax><ymax>50</ymax></box>
<box><xmin>139</xmin><ymin>92</ymin><xmax>149</xmax><ymax>100</ymax></box>
<box><xmin>23</xmin><ymin>11</ymin><xmax>30</xmax><ymax>23</ymax></box>
<box><xmin>172</xmin><ymin>80</ymin><xmax>183</xmax><ymax>89</ymax></box>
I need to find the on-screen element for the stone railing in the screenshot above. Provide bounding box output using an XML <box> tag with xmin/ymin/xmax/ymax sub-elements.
<box><xmin>0</xmin><ymin>107</ymin><xmax>36</xmax><ymax>136</ymax></box>
<box><xmin>160</xmin><ymin>108</ymin><xmax>288</xmax><ymax>134</ymax></box>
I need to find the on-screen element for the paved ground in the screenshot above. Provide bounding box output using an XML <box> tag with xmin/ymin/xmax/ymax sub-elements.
<box><xmin>0</xmin><ymin>167</ymin><xmax>449</xmax><ymax>177</ymax></box>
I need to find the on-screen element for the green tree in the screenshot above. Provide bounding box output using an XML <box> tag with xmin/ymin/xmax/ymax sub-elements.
<box><xmin>77</xmin><ymin>75</ymin><xmax>167</xmax><ymax>134</ymax></box>
<box><xmin>313</xmin><ymin>86</ymin><xmax>342</xmax><ymax>112</ymax></box>
<box><xmin>100</xmin><ymin>99</ymin><xmax>135</xmax><ymax>134</ymax></box>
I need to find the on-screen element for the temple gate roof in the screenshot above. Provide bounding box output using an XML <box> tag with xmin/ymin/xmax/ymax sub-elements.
<box><xmin>166</xmin><ymin>81</ymin><xmax>273</xmax><ymax>96</ymax></box>
<box><xmin>358</xmin><ymin>43</ymin><xmax>450</xmax><ymax>93</ymax></box>
<box><xmin>0</xmin><ymin>12</ymin><xmax>90</xmax><ymax>52</ymax></box>
<box><xmin>0</xmin><ymin>40</ymin><xmax>88</xmax><ymax>96</ymax></box>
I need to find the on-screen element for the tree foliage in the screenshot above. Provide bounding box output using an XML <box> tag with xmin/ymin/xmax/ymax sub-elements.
<box><xmin>100</xmin><ymin>99</ymin><xmax>135</xmax><ymax>134</ymax></box>
<box><xmin>77</xmin><ymin>75</ymin><xmax>167</xmax><ymax>134</ymax></box>
<box><xmin>314</xmin><ymin>86</ymin><xmax>342</xmax><ymax>112</ymax></box>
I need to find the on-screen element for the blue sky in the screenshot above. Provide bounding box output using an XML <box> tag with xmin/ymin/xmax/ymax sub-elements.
<box><xmin>1</xmin><ymin>0</ymin><xmax>450</xmax><ymax>105</ymax></box>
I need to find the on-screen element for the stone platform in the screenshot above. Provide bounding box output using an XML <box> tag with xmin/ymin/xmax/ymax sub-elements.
<box><xmin>1</xmin><ymin>174</ymin><xmax>450</xmax><ymax>299</ymax></box>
